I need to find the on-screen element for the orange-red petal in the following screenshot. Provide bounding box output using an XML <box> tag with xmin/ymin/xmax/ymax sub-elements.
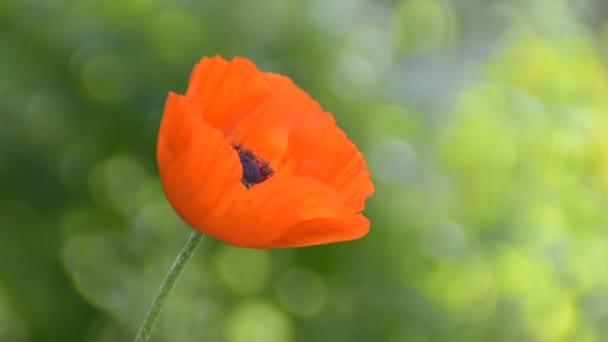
<box><xmin>244</xmin><ymin>175</ymin><xmax>368</xmax><ymax>248</ymax></box>
<box><xmin>158</xmin><ymin>94</ymin><xmax>258</xmax><ymax>245</ymax></box>
<box><xmin>277</xmin><ymin>118</ymin><xmax>374</xmax><ymax>212</ymax></box>
<box><xmin>186</xmin><ymin>56</ymin><xmax>270</xmax><ymax>134</ymax></box>
<box><xmin>226</xmin><ymin>73</ymin><xmax>331</xmax><ymax>166</ymax></box>
<box><xmin>264</xmin><ymin>215</ymin><xmax>370</xmax><ymax>248</ymax></box>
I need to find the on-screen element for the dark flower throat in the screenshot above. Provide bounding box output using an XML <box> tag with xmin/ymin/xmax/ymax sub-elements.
<box><xmin>234</xmin><ymin>145</ymin><xmax>274</xmax><ymax>188</ymax></box>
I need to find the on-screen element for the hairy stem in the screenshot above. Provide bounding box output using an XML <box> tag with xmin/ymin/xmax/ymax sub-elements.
<box><xmin>134</xmin><ymin>231</ymin><xmax>203</xmax><ymax>342</ymax></box>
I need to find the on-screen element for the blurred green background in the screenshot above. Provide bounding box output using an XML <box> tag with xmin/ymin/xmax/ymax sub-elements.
<box><xmin>3</xmin><ymin>0</ymin><xmax>608</xmax><ymax>341</ymax></box>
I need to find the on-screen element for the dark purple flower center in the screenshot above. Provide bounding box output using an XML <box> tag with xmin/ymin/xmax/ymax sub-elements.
<box><xmin>234</xmin><ymin>145</ymin><xmax>274</xmax><ymax>188</ymax></box>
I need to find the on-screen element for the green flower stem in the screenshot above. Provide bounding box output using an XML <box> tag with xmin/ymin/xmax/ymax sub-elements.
<box><xmin>134</xmin><ymin>231</ymin><xmax>204</xmax><ymax>342</ymax></box>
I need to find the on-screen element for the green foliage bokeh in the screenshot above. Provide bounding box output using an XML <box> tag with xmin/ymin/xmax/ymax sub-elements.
<box><xmin>3</xmin><ymin>0</ymin><xmax>608</xmax><ymax>341</ymax></box>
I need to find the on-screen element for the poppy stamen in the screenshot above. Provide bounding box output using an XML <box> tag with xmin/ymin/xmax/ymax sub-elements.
<box><xmin>234</xmin><ymin>145</ymin><xmax>274</xmax><ymax>188</ymax></box>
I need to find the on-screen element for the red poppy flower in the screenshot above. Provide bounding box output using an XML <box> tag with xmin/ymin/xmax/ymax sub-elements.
<box><xmin>157</xmin><ymin>56</ymin><xmax>374</xmax><ymax>248</ymax></box>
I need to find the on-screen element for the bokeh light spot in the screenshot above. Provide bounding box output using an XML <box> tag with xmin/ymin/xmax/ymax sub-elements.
<box><xmin>368</xmin><ymin>138</ymin><xmax>416</xmax><ymax>185</ymax></box>
<box><xmin>421</xmin><ymin>220</ymin><xmax>468</xmax><ymax>261</ymax></box>
<box><xmin>330</xmin><ymin>52</ymin><xmax>377</xmax><ymax>98</ymax></box>
<box><xmin>224</xmin><ymin>300</ymin><xmax>293</xmax><ymax>342</ymax></box>
<box><xmin>58</xmin><ymin>138</ymin><xmax>100</xmax><ymax>189</ymax></box>
<box><xmin>147</xmin><ymin>11</ymin><xmax>207</xmax><ymax>63</ymax></box>
<box><xmin>0</xmin><ymin>285</ymin><xmax>28</xmax><ymax>342</ymax></box>
<box><xmin>62</xmin><ymin>233</ymin><xmax>132</xmax><ymax>313</ymax></box>
<box><xmin>529</xmin><ymin>295</ymin><xmax>578</xmax><ymax>341</ymax></box>
<box><xmin>234</xmin><ymin>1</ymin><xmax>290</xmax><ymax>45</ymax></box>
<box><xmin>214</xmin><ymin>246</ymin><xmax>271</xmax><ymax>295</ymax></box>
<box><xmin>389</xmin><ymin>326</ymin><xmax>428</xmax><ymax>342</ymax></box>
<box><xmin>22</xmin><ymin>94</ymin><xmax>71</xmax><ymax>148</ymax></box>
<box><xmin>392</xmin><ymin>0</ymin><xmax>456</xmax><ymax>53</ymax></box>
<box><xmin>276</xmin><ymin>267</ymin><xmax>326</xmax><ymax>318</ymax></box>
<box><xmin>88</xmin><ymin>154</ymin><xmax>147</xmax><ymax>217</ymax></box>
<box><xmin>424</xmin><ymin>256</ymin><xmax>495</xmax><ymax>323</ymax></box>
<box><xmin>348</xmin><ymin>25</ymin><xmax>394</xmax><ymax>72</ymax></box>
<box><xmin>310</xmin><ymin>0</ymin><xmax>362</xmax><ymax>36</ymax></box>
<box><xmin>80</xmin><ymin>52</ymin><xmax>134</xmax><ymax>104</ymax></box>
<box><xmin>367</xmin><ymin>104</ymin><xmax>422</xmax><ymax>139</ymax></box>
<box><xmin>495</xmin><ymin>245</ymin><xmax>555</xmax><ymax>297</ymax></box>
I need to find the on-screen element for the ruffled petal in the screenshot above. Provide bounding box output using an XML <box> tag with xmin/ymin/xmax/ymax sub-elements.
<box><xmin>157</xmin><ymin>92</ymin><xmax>197</xmax><ymax>168</ymax></box>
<box><xmin>227</xmin><ymin>73</ymin><xmax>331</xmax><ymax>166</ymax></box>
<box><xmin>277</xmin><ymin>118</ymin><xmax>374</xmax><ymax>212</ymax></box>
<box><xmin>186</xmin><ymin>56</ymin><xmax>270</xmax><ymax>134</ymax></box>
<box><xmin>158</xmin><ymin>96</ymin><xmax>262</xmax><ymax>245</ymax></box>
<box><xmin>241</xmin><ymin>175</ymin><xmax>362</xmax><ymax>248</ymax></box>
<box><xmin>263</xmin><ymin>214</ymin><xmax>370</xmax><ymax>248</ymax></box>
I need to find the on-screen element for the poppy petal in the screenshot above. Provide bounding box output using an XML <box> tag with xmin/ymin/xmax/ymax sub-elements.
<box><xmin>263</xmin><ymin>214</ymin><xmax>370</xmax><ymax>248</ymax></box>
<box><xmin>186</xmin><ymin>56</ymin><xmax>270</xmax><ymax>134</ymax></box>
<box><xmin>278</xmin><ymin>117</ymin><xmax>374</xmax><ymax>212</ymax></box>
<box><xmin>227</xmin><ymin>73</ymin><xmax>331</xmax><ymax>165</ymax></box>
<box><xmin>158</xmin><ymin>96</ymin><xmax>262</xmax><ymax>245</ymax></box>
<box><xmin>157</xmin><ymin>92</ymin><xmax>197</xmax><ymax>169</ymax></box>
<box><xmin>242</xmin><ymin>175</ymin><xmax>365</xmax><ymax>248</ymax></box>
